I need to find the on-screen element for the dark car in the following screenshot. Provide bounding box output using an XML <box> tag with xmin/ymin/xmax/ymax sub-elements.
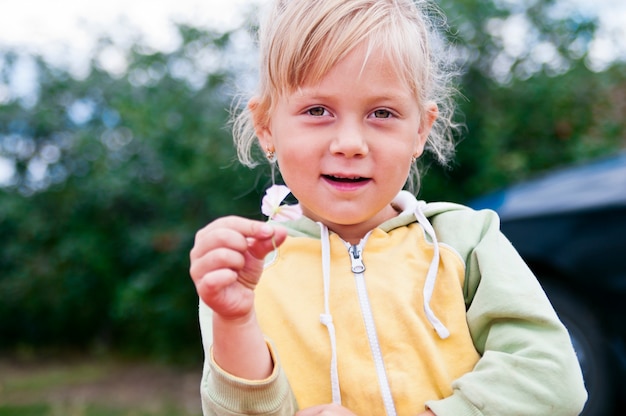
<box><xmin>469</xmin><ymin>152</ymin><xmax>626</xmax><ymax>416</ymax></box>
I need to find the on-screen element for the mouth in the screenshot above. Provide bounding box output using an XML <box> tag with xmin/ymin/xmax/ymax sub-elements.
<box><xmin>322</xmin><ymin>174</ymin><xmax>370</xmax><ymax>183</ymax></box>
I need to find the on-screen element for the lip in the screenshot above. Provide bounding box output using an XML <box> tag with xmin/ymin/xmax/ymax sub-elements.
<box><xmin>322</xmin><ymin>174</ymin><xmax>372</xmax><ymax>191</ymax></box>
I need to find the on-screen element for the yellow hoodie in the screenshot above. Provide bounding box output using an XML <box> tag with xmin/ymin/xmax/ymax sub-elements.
<box><xmin>199</xmin><ymin>191</ymin><xmax>587</xmax><ymax>415</ymax></box>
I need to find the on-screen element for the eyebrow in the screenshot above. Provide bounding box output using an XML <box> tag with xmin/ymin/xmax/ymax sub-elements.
<box><xmin>294</xmin><ymin>87</ymin><xmax>413</xmax><ymax>104</ymax></box>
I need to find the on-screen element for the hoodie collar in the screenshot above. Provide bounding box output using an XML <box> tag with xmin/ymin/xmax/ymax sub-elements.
<box><xmin>280</xmin><ymin>191</ymin><xmax>421</xmax><ymax>239</ymax></box>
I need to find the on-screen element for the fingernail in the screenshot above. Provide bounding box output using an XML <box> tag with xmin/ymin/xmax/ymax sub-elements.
<box><xmin>260</xmin><ymin>224</ymin><xmax>273</xmax><ymax>236</ymax></box>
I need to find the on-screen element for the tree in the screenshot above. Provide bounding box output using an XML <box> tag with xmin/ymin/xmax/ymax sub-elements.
<box><xmin>0</xmin><ymin>26</ymin><xmax>268</xmax><ymax>359</ymax></box>
<box><xmin>0</xmin><ymin>1</ymin><xmax>624</xmax><ymax>358</ymax></box>
<box><xmin>418</xmin><ymin>0</ymin><xmax>625</xmax><ymax>202</ymax></box>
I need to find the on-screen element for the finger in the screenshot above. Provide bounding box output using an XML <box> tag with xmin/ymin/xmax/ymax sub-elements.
<box><xmin>296</xmin><ymin>405</ymin><xmax>324</xmax><ymax>416</ymax></box>
<box><xmin>246</xmin><ymin>224</ymin><xmax>288</xmax><ymax>260</ymax></box>
<box><xmin>190</xmin><ymin>228</ymin><xmax>245</xmax><ymax>263</ymax></box>
<box><xmin>194</xmin><ymin>269</ymin><xmax>254</xmax><ymax>317</ymax></box>
<box><xmin>296</xmin><ymin>404</ymin><xmax>354</xmax><ymax>416</ymax></box>
<box><xmin>195</xmin><ymin>268</ymin><xmax>238</xmax><ymax>301</ymax></box>
<box><xmin>189</xmin><ymin>246</ymin><xmax>245</xmax><ymax>284</ymax></box>
<box><xmin>205</xmin><ymin>216</ymin><xmax>275</xmax><ymax>241</ymax></box>
<box><xmin>190</xmin><ymin>217</ymin><xmax>275</xmax><ymax>261</ymax></box>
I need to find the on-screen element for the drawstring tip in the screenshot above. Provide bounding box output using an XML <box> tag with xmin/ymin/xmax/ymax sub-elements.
<box><xmin>434</xmin><ymin>324</ymin><xmax>450</xmax><ymax>339</ymax></box>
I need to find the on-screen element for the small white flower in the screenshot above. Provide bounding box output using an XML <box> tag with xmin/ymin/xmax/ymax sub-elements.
<box><xmin>261</xmin><ymin>185</ymin><xmax>302</xmax><ymax>222</ymax></box>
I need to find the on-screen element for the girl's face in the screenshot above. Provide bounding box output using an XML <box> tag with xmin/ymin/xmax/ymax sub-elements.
<box><xmin>253</xmin><ymin>45</ymin><xmax>437</xmax><ymax>243</ymax></box>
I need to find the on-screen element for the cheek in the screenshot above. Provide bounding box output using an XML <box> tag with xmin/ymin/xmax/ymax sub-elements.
<box><xmin>276</xmin><ymin>144</ymin><xmax>303</xmax><ymax>165</ymax></box>
<box><xmin>385</xmin><ymin>149</ymin><xmax>414</xmax><ymax>182</ymax></box>
<box><xmin>275</xmin><ymin>147</ymin><xmax>314</xmax><ymax>183</ymax></box>
<box><xmin>395</xmin><ymin>162</ymin><xmax>413</xmax><ymax>184</ymax></box>
<box><xmin>275</xmin><ymin>133</ymin><xmax>321</xmax><ymax>164</ymax></box>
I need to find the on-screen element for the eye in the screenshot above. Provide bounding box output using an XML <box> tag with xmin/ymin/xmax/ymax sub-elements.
<box><xmin>307</xmin><ymin>107</ymin><xmax>328</xmax><ymax>116</ymax></box>
<box><xmin>372</xmin><ymin>109</ymin><xmax>393</xmax><ymax>119</ymax></box>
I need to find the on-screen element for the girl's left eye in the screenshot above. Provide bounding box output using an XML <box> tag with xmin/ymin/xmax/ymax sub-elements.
<box><xmin>372</xmin><ymin>109</ymin><xmax>392</xmax><ymax>118</ymax></box>
<box><xmin>307</xmin><ymin>107</ymin><xmax>327</xmax><ymax>116</ymax></box>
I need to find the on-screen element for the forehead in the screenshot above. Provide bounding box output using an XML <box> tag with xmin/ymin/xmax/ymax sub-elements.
<box><xmin>284</xmin><ymin>45</ymin><xmax>417</xmax><ymax>110</ymax></box>
<box><xmin>284</xmin><ymin>40</ymin><xmax>415</xmax><ymax>97</ymax></box>
<box><xmin>309</xmin><ymin>43</ymin><xmax>403</xmax><ymax>85</ymax></box>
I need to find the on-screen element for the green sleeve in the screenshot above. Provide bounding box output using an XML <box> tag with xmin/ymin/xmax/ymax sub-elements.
<box><xmin>426</xmin><ymin>207</ymin><xmax>587</xmax><ymax>416</ymax></box>
<box><xmin>199</xmin><ymin>301</ymin><xmax>298</xmax><ymax>416</ymax></box>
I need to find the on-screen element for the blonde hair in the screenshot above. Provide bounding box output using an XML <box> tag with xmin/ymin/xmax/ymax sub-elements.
<box><xmin>232</xmin><ymin>0</ymin><xmax>459</xmax><ymax>189</ymax></box>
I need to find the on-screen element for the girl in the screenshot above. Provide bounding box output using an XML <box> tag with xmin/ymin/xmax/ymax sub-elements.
<box><xmin>189</xmin><ymin>0</ymin><xmax>587</xmax><ymax>414</ymax></box>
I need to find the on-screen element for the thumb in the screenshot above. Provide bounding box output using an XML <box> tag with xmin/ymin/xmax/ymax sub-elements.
<box><xmin>247</xmin><ymin>223</ymin><xmax>288</xmax><ymax>260</ymax></box>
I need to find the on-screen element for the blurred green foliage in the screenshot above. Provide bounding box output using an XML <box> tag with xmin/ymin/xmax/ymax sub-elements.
<box><xmin>0</xmin><ymin>2</ymin><xmax>624</xmax><ymax>359</ymax></box>
<box><xmin>0</xmin><ymin>27</ymin><xmax>270</xmax><ymax>360</ymax></box>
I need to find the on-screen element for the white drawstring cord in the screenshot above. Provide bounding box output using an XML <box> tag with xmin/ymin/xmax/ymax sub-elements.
<box><xmin>414</xmin><ymin>202</ymin><xmax>450</xmax><ymax>339</ymax></box>
<box><xmin>318</xmin><ymin>223</ymin><xmax>342</xmax><ymax>404</ymax></box>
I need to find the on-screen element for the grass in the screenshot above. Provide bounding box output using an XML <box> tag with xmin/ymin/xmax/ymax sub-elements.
<box><xmin>0</xmin><ymin>403</ymin><xmax>193</xmax><ymax>416</ymax></box>
<box><xmin>0</xmin><ymin>353</ymin><xmax>202</xmax><ymax>416</ymax></box>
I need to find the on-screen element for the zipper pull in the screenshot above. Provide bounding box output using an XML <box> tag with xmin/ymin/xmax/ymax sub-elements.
<box><xmin>348</xmin><ymin>244</ymin><xmax>366</xmax><ymax>274</ymax></box>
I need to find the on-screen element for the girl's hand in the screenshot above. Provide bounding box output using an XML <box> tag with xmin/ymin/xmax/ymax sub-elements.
<box><xmin>189</xmin><ymin>216</ymin><xmax>287</xmax><ymax>320</ymax></box>
<box><xmin>296</xmin><ymin>403</ymin><xmax>358</xmax><ymax>416</ymax></box>
<box><xmin>296</xmin><ymin>404</ymin><xmax>436</xmax><ymax>416</ymax></box>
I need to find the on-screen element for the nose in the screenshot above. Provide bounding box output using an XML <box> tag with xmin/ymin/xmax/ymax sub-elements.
<box><xmin>329</xmin><ymin>119</ymin><xmax>369</xmax><ymax>158</ymax></box>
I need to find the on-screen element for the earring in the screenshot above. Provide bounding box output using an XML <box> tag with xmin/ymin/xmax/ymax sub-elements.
<box><xmin>266</xmin><ymin>147</ymin><xmax>276</xmax><ymax>163</ymax></box>
<box><xmin>411</xmin><ymin>154</ymin><xmax>418</xmax><ymax>163</ymax></box>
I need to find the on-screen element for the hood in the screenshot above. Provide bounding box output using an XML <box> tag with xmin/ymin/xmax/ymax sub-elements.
<box><xmin>275</xmin><ymin>190</ymin><xmax>464</xmax><ymax>240</ymax></box>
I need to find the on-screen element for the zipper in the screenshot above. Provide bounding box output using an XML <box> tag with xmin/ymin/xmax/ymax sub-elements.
<box><xmin>345</xmin><ymin>239</ymin><xmax>397</xmax><ymax>416</ymax></box>
<box><xmin>348</xmin><ymin>244</ymin><xmax>366</xmax><ymax>273</ymax></box>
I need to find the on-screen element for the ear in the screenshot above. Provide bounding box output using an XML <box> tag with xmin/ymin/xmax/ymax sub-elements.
<box><xmin>248</xmin><ymin>97</ymin><xmax>274</xmax><ymax>153</ymax></box>
<box><xmin>413</xmin><ymin>102</ymin><xmax>438</xmax><ymax>157</ymax></box>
